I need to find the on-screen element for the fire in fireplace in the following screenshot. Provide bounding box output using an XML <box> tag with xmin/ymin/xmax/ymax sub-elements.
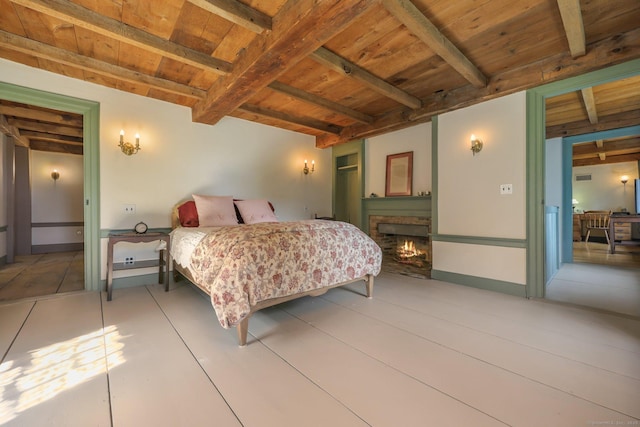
<box><xmin>370</xmin><ymin>217</ymin><xmax>431</xmax><ymax>279</ymax></box>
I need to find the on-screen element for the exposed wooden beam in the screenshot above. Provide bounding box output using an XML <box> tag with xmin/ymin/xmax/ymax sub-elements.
<box><xmin>382</xmin><ymin>0</ymin><xmax>487</xmax><ymax>88</ymax></box>
<box><xmin>557</xmin><ymin>0</ymin><xmax>586</xmax><ymax>58</ymax></box>
<box><xmin>580</xmin><ymin>87</ymin><xmax>598</xmax><ymax>124</ymax></box>
<box><xmin>0</xmin><ymin>30</ymin><xmax>207</xmax><ymax>100</ymax></box>
<box><xmin>547</xmin><ymin>109</ymin><xmax>640</xmax><ymax>138</ymax></box>
<box><xmin>0</xmin><ymin>114</ymin><xmax>30</xmax><ymax>147</ymax></box>
<box><xmin>595</xmin><ymin>139</ymin><xmax>604</xmax><ymax>148</ymax></box>
<box><xmin>0</xmin><ymin>104</ymin><xmax>82</xmax><ymax>126</ymax></box>
<box><xmin>186</xmin><ymin>0</ymin><xmax>272</xmax><ymax>34</ymax></box>
<box><xmin>7</xmin><ymin>119</ymin><xmax>83</xmax><ymax>138</ymax></box>
<box><xmin>309</xmin><ymin>47</ymin><xmax>422</xmax><ymax>109</ymax></box>
<box><xmin>11</xmin><ymin>0</ymin><xmax>233</xmax><ymax>75</ymax></box>
<box><xmin>573</xmin><ymin>137</ymin><xmax>640</xmax><ymax>159</ymax></box>
<box><xmin>598</xmin><ymin>152</ymin><xmax>606</xmax><ymax>160</ymax></box>
<box><xmin>574</xmin><ymin>152</ymin><xmax>640</xmax><ymax>167</ymax></box>
<box><xmin>192</xmin><ymin>0</ymin><xmax>376</xmax><ymax>124</ymax></box>
<box><xmin>20</xmin><ymin>130</ymin><xmax>83</xmax><ymax>145</ymax></box>
<box><xmin>317</xmin><ymin>26</ymin><xmax>640</xmax><ymax>148</ymax></box>
<box><xmin>237</xmin><ymin>104</ymin><xmax>342</xmax><ymax>135</ymax></box>
<box><xmin>29</xmin><ymin>140</ymin><xmax>83</xmax><ymax>155</ymax></box>
<box><xmin>268</xmin><ymin>81</ymin><xmax>374</xmax><ymax>124</ymax></box>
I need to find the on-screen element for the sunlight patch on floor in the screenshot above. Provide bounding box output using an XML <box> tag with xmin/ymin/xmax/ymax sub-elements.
<box><xmin>0</xmin><ymin>326</ymin><xmax>125</xmax><ymax>424</ymax></box>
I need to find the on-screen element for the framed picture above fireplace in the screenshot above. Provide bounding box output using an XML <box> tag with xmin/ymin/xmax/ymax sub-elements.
<box><xmin>385</xmin><ymin>151</ymin><xmax>413</xmax><ymax>197</ymax></box>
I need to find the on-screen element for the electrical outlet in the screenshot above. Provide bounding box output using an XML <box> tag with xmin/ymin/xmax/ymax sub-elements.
<box><xmin>124</xmin><ymin>256</ymin><xmax>135</xmax><ymax>265</ymax></box>
<box><xmin>500</xmin><ymin>184</ymin><xmax>513</xmax><ymax>195</ymax></box>
<box><xmin>123</xmin><ymin>204</ymin><xmax>136</xmax><ymax>214</ymax></box>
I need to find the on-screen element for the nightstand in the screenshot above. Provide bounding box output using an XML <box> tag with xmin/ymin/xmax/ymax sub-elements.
<box><xmin>106</xmin><ymin>231</ymin><xmax>171</xmax><ymax>301</ymax></box>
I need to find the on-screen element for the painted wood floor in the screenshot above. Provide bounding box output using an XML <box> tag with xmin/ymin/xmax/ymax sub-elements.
<box><xmin>1</xmin><ymin>273</ymin><xmax>639</xmax><ymax>426</ymax></box>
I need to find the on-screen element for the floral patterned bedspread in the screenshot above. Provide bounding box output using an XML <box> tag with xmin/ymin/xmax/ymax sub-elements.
<box><xmin>189</xmin><ymin>220</ymin><xmax>382</xmax><ymax>328</ymax></box>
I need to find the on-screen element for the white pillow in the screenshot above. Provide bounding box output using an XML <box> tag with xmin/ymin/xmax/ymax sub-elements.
<box><xmin>192</xmin><ymin>195</ymin><xmax>238</xmax><ymax>226</ymax></box>
<box><xmin>234</xmin><ymin>199</ymin><xmax>278</xmax><ymax>224</ymax></box>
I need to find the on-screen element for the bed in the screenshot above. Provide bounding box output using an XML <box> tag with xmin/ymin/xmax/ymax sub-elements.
<box><xmin>170</xmin><ymin>196</ymin><xmax>382</xmax><ymax>346</ymax></box>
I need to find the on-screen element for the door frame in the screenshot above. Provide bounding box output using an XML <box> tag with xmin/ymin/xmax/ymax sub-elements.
<box><xmin>0</xmin><ymin>82</ymin><xmax>100</xmax><ymax>291</ymax></box>
<box><xmin>525</xmin><ymin>58</ymin><xmax>640</xmax><ymax>299</ymax></box>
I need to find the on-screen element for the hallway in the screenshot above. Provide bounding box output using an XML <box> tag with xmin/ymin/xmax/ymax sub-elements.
<box><xmin>0</xmin><ymin>251</ymin><xmax>84</xmax><ymax>301</ymax></box>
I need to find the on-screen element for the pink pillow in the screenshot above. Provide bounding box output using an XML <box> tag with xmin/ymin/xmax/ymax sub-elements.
<box><xmin>192</xmin><ymin>195</ymin><xmax>238</xmax><ymax>226</ymax></box>
<box><xmin>234</xmin><ymin>199</ymin><xmax>278</xmax><ymax>224</ymax></box>
<box><xmin>178</xmin><ymin>201</ymin><xmax>199</xmax><ymax>227</ymax></box>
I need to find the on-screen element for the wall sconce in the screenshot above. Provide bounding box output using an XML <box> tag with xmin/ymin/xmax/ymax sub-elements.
<box><xmin>303</xmin><ymin>159</ymin><xmax>315</xmax><ymax>175</ymax></box>
<box><xmin>51</xmin><ymin>169</ymin><xmax>60</xmax><ymax>181</ymax></box>
<box><xmin>621</xmin><ymin>175</ymin><xmax>629</xmax><ymax>186</ymax></box>
<box><xmin>470</xmin><ymin>134</ymin><xmax>483</xmax><ymax>156</ymax></box>
<box><xmin>118</xmin><ymin>130</ymin><xmax>140</xmax><ymax>155</ymax></box>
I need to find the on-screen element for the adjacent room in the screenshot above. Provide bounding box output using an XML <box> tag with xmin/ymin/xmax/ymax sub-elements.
<box><xmin>1</xmin><ymin>1</ymin><xmax>639</xmax><ymax>425</ymax></box>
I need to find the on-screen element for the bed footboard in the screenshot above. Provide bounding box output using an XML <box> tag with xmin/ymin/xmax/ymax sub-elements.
<box><xmin>235</xmin><ymin>274</ymin><xmax>374</xmax><ymax>346</ymax></box>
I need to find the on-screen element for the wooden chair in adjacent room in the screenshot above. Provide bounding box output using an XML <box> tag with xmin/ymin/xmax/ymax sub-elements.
<box><xmin>583</xmin><ymin>210</ymin><xmax>612</xmax><ymax>244</ymax></box>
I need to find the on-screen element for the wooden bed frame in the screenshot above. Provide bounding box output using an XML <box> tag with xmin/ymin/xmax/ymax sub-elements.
<box><xmin>173</xmin><ymin>262</ymin><xmax>374</xmax><ymax>346</ymax></box>
<box><xmin>171</xmin><ymin>201</ymin><xmax>376</xmax><ymax>346</ymax></box>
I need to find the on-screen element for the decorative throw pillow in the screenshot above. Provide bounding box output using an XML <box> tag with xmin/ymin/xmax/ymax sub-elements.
<box><xmin>178</xmin><ymin>200</ymin><xmax>199</xmax><ymax>227</ymax></box>
<box><xmin>234</xmin><ymin>199</ymin><xmax>278</xmax><ymax>224</ymax></box>
<box><xmin>192</xmin><ymin>195</ymin><xmax>238</xmax><ymax>226</ymax></box>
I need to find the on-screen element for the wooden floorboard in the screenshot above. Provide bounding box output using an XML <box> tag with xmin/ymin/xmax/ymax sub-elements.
<box><xmin>0</xmin><ymin>274</ymin><xmax>638</xmax><ymax>426</ymax></box>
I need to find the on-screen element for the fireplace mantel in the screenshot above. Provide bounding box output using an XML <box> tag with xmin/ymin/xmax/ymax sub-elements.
<box><xmin>361</xmin><ymin>196</ymin><xmax>431</xmax><ymax>234</ymax></box>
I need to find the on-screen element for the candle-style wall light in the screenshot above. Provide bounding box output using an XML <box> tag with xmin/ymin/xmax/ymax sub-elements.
<box><xmin>303</xmin><ymin>159</ymin><xmax>315</xmax><ymax>174</ymax></box>
<box><xmin>118</xmin><ymin>130</ymin><xmax>141</xmax><ymax>155</ymax></box>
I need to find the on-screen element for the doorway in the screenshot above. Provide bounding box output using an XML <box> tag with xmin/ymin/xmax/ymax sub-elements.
<box><xmin>332</xmin><ymin>140</ymin><xmax>364</xmax><ymax>230</ymax></box>
<box><xmin>0</xmin><ymin>82</ymin><xmax>100</xmax><ymax>294</ymax></box>
<box><xmin>527</xmin><ymin>59</ymin><xmax>640</xmax><ymax>316</ymax></box>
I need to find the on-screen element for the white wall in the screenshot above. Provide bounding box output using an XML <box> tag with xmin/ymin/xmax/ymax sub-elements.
<box><xmin>573</xmin><ymin>162</ymin><xmax>638</xmax><ymax>214</ymax></box>
<box><xmin>365</xmin><ymin>122</ymin><xmax>431</xmax><ymax>197</ymax></box>
<box><xmin>0</xmin><ymin>58</ymin><xmax>332</xmax><ymax>276</ymax></box>
<box><xmin>434</xmin><ymin>92</ymin><xmax>527</xmax><ymax>285</ymax></box>
<box><xmin>31</xmin><ymin>151</ymin><xmax>84</xmax><ymax>245</ymax></box>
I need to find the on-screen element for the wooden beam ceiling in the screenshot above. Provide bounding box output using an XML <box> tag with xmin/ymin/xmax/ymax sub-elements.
<box><xmin>580</xmin><ymin>87</ymin><xmax>598</xmax><ymax>124</ymax></box>
<box><xmin>318</xmin><ymin>26</ymin><xmax>640</xmax><ymax>147</ymax></box>
<box><xmin>10</xmin><ymin>0</ymin><xmax>233</xmax><ymax>74</ymax></box>
<box><xmin>191</xmin><ymin>0</ymin><xmax>377</xmax><ymax>124</ymax></box>
<box><xmin>382</xmin><ymin>0</ymin><xmax>487</xmax><ymax>88</ymax></box>
<box><xmin>1</xmin><ymin>0</ymin><xmax>638</xmax><ymax>158</ymax></box>
<box><xmin>557</xmin><ymin>0</ymin><xmax>586</xmax><ymax>58</ymax></box>
<box><xmin>186</xmin><ymin>0</ymin><xmax>272</xmax><ymax>34</ymax></box>
<box><xmin>309</xmin><ymin>47</ymin><xmax>422</xmax><ymax>109</ymax></box>
<box><xmin>0</xmin><ymin>31</ymin><xmax>207</xmax><ymax>99</ymax></box>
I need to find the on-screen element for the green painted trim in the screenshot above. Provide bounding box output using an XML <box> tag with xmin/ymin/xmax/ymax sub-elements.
<box><xmin>526</xmin><ymin>58</ymin><xmax>640</xmax><ymax>298</ymax></box>
<box><xmin>100</xmin><ymin>227</ymin><xmax>172</xmax><ymax>238</ymax></box>
<box><xmin>0</xmin><ymin>225</ymin><xmax>7</xmax><ymax>233</ymax></box>
<box><xmin>0</xmin><ymin>81</ymin><xmax>101</xmax><ymax>292</ymax></box>
<box><xmin>332</xmin><ymin>139</ymin><xmax>365</xmax><ymax>230</ymax></box>
<box><xmin>564</xmin><ymin>125</ymin><xmax>640</xmax><ymax>144</ymax></box>
<box><xmin>431</xmin><ymin>270</ymin><xmax>527</xmax><ymax>297</ymax></box>
<box><xmin>432</xmin><ymin>234</ymin><xmax>526</xmax><ymax>248</ymax></box>
<box><xmin>431</xmin><ymin>116</ymin><xmax>439</xmax><ymax>235</ymax></box>
<box><xmin>361</xmin><ymin>196</ymin><xmax>432</xmax><ymax>234</ymax></box>
<box><xmin>561</xmin><ymin>138</ymin><xmax>573</xmax><ymax>263</ymax></box>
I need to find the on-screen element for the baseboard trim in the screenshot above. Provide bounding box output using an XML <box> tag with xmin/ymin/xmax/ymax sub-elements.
<box><xmin>431</xmin><ymin>269</ymin><xmax>527</xmax><ymax>298</ymax></box>
<box><xmin>32</xmin><ymin>243</ymin><xmax>84</xmax><ymax>254</ymax></box>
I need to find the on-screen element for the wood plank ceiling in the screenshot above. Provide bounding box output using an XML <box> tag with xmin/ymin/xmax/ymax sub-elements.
<box><xmin>0</xmin><ymin>0</ymin><xmax>638</xmax><ymax>165</ymax></box>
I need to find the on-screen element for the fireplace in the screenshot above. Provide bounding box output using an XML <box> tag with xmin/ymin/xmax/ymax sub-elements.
<box><xmin>369</xmin><ymin>215</ymin><xmax>431</xmax><ymax>279</ymax></box>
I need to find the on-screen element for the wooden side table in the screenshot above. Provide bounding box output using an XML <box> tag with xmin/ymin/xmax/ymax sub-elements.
<box><xmin>106</xmin><ymin>231</ymin><xmax>171</xmax><ymax>301</ymax></box>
